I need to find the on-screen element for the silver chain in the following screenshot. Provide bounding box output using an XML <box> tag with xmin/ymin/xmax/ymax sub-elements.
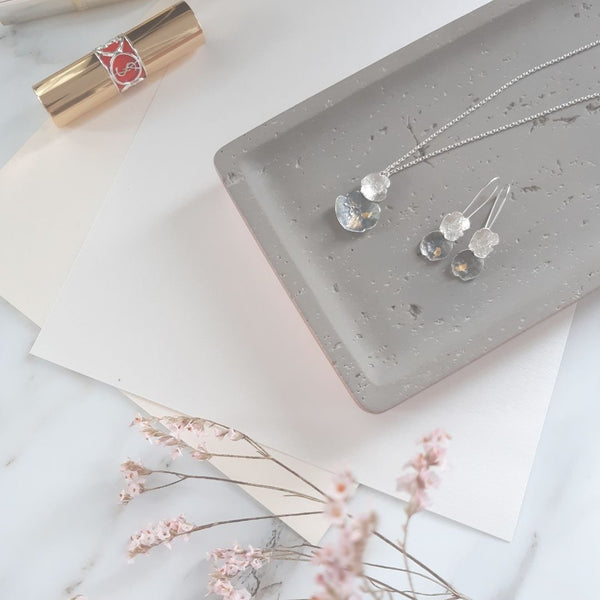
<box><xmin>381</xmin><ymin>39</ymin><xmax>600</xmax><ymax>178</ymax></box>
<box><xmin>394</xmin><ymin>91</ymin><xmax>600</xmax><ymax>173</ymax></box>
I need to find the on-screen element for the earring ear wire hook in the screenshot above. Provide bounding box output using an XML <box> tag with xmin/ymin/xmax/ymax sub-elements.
<box><xmin>463</xmin><ymin>176</ymin><xmax>500</xmax><ymax>219</ymax></box>
<box><xmin>485</xmin><ymin>184</ymin><xmax>511</xmax><ymax>230</ymax></box>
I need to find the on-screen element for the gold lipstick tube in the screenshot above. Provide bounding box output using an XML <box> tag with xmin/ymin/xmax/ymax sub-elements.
<box><xmin>32</xmin><ymin>1</ymin><xmax>204</xmax><ymax>127</ymax></box>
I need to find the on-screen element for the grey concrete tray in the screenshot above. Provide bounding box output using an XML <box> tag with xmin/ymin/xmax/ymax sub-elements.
<box><xmin>215</xmin><ymin>0</ymin><xmax>600</xmax><ymax>413</ymax></box>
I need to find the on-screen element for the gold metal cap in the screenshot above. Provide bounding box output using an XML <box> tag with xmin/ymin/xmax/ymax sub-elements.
<box><xmin>32</xmin><ymin>2</ymin><xmax>204</xmax><ymax>127</ymax></box>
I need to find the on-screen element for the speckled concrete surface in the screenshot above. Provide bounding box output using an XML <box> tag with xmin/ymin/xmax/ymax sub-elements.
<box><xmin>216</xmin><ymin>0</ymin><xmax>600</xmax><ymax>412</ymax></box>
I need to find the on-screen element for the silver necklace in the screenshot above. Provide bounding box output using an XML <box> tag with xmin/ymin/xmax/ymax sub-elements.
<box><xmin>335</xmin><ymin>39</ymin><xmax>600</xmax><ymax>233</ymax></box>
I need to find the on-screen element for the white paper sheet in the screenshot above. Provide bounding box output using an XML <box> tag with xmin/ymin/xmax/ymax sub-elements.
<box><xmin>30</xmin><ymin>0</ymin><xmax>574</xmax><ymax>540</ymax></box>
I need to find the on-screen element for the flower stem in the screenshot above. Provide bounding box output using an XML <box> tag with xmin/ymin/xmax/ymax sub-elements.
<box><xmin>279</xmin><ymin>543</ymin><xmax>452</xmax><ymax>590</ymax></box>
<box><xmin>171</xmin><ymin>510</ymin><xmax>323</xmax><ymax>540</ymax></box>
<box><xmin>148</xmin><ymin>469</ymin><xmax>325</xmax><ymax>503</ymax></box>
<box><xmin>402</xmin><ymin>520</ymin><xmax>418</xmax><ymax>600</ymax></box>
<box><xmin>267</xmin><ymin>456</ymin><xmax>328</xmax><ymax>499</ymax></box>
<box><xmin>361</xmin><ymin>561</ymin><xmax>454</xmax><ymax>589</ymax></box>
<box><xmin>144</xmin><ymin>478</ymin><xmax>187</xmax><ymax>492</ymax></box>
<box><xmin>362</xmin><ymin>574</ymin><xmax>415</xmax><ymax>599</ymax></box>
<box><xmin>372</xmin><ymin>530</ymin><xmax>463</xmax><ymax>598</ymax></box>
<box><xmin>209</xmin><ymin>453</ymin><xmax>270</xmax><ymax>460</ymax></box>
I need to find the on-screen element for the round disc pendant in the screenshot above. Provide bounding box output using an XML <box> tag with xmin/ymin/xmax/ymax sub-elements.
<box><xmin>335</xmin><ymin>191</ymin><xmax>381</xmax><ymax>233</ymax></box>
<box><xmin>451</xmin><ymin>249</ymin><xmax>484</xmax><ymax>280</ymax></box>
<box><xmin>419</xmin><ymin>231</ymin><xmax>453</xmax><ymax>261</ymax></box>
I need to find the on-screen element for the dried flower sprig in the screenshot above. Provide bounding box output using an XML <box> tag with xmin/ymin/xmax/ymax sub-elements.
<box><xmin>119</xmin><ymin>459</ymin><xmax>151</xmax><ymax>504</ymax></box>
<box><xmin>118</xmin><ymin>463</ymin><xmax>324</xmax><ymax>506</ymax></box>
<box><xmin>312</xmin><ymin>514</ymin><xmax>377</xmax><ymax>600</ymax></box>
<box><xmin>120</xmin><ymin>415</ymin><xmax>467</xmax><ymax>600</ymax></box>
<box><xmin>309</xmin><ymin>470</ymin><xmax>377</xmax><ymax>600</ymax></box>
<box><xmin>131</xmin><ymin>414</ymin><xmax>245</xmax><ymax>461</ymax></box>
<box><xmin>396</xmin><ymin>429</ymin><xmax>452</xmax><ymax>599</ymax></box>
<box><xmin>128</xmin><ymin>515</ymin><xmax>194</xmax><ymax>560</ymax></box>
<box><xmin>207</xmin><ymin>545</ymin><xmax>271</xmax><ymax>600</ymax></box>
<box><xmin>396</xmin><ymin>429</ymin><xmax>451</xmax><ymax>518</ymax></box>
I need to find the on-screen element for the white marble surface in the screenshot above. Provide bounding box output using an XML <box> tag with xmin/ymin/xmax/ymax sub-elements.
<box><xmin>1</xmin><ymin>4</ymin><xmax>600</xmax><ymax>600</ymax></box>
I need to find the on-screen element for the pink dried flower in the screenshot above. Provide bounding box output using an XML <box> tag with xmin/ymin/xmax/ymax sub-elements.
<box><xmin>162</xmin><ymin>416</ymin><xmax>209</xmax><ymax>439</ymax></box>
<box><xmin>311</xmin><ymin>471</ymin><xmax>376</xmax><ymax>600</ymax></box>
<box><xmin>132</xmin><ymin>414</ymin><xmax>212</xmax><ymax>460</ymax></box>
<box><xmin>322</xmin><ymin>470</ymin><xmax>356</xmax><ymax>526</ymax></box>
<box><xmin>329</xmin><ymin>470</ymin><xmax>355</xmax><ymax>502</ymax></box>
<box><xmin>127</xmin><ymin>515</ymin><xmax>194</xmax><ymax>560</ymax></box>
<box><xmin>131</xmin><ymin>415</ymin><xmax>245</xmax><ymax>462</ymax></box>
<box><xmin>396</xmin><ymin>429</ymin><xmax>450</xmax><ymax>517</ymax></box>
<box><xmin>421</xmin><ymin>429</ymin><xmax>451</xmax><ymax>467</ymax></box>
<box><xmin>323</xmin><ymin>499</ymin><xmax>346</xmax><ymax>526</ymax></box>
<box><xmin>207</xmin><ymin>545</ymin><xmax>270</xmax><ymax>599</ymax></box>
<box><xmin>119</xmin><ymin>459</ymin><xmax>151</xmax><ymax>504</ymax></box>
<box><xmin>312</xmin><ymin>511</ymin><xmax>377</xmax><ymax>600</ymax></box>
<box><xmin>127</xmin><ymin>481</ymin><xmax>144</xmax><ymax>497</ymax></box>
<box><xmin>121</xmin><ymin>459</ymin><xmax>151</xmax><ymax>478</ymax></box>
<box><xmin>191</xmin><ymin>449</ymin><xmax>212</xmax><ymax>460</ymax></box>
<box><xmin>212</xmin><ymin>425</ymin><xmax>245</xmax><ymax>442</ymax></box>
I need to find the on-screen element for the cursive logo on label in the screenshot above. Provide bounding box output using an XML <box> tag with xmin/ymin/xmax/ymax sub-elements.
<box><xmin>114</xmin><ymin>60</ymin><xmax>142</xmax><ymax>78</ymax></box>
<box><xmin>95</xmin><ymin>36</ymin><xmax>147</xmax><ymax>93</ymax></box>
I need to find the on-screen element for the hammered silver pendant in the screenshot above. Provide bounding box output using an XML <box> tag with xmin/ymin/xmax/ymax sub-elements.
<box><xmin>335</xmin><ymin>172</ymin><xmax>390</xmax><ymax>232</ymax></box>
<box><xmin>335</xmin><ymin>191</ymin><xmax>381</xmax><ymax>233</ymax></box>
<box><xmin>450</xmin><ymin>249</ymin><xmax>484</xmax><ymax>281</ymax></box>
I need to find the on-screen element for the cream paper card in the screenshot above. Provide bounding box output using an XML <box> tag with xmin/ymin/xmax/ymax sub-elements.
<box><xmin>29</xmin><ymin>0</ymin><xmax>574</xmax><ymax>540</ymax></box>
<box><xmin>0</xmin><ymin>0</ymin><xmax>171</xmax><ymax>326</ymax></box>
<box><xmin>0</xmin><ymin>0</ymin><xmax>336</xmax><ymax>544</ymax></box>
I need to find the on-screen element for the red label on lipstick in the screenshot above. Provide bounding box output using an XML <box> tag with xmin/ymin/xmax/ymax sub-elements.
<box><xmin>95</xmin><ymin>36</ymin><xmax>147</xmax><ymax>92</ymax></box>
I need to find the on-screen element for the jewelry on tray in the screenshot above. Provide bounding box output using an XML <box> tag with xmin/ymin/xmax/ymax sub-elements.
<box><xmin>334</xmin><ymin>39</ymin><xmax>600</xmax><ymax>233</ymax></box>
<box><xmin>419</xmin><ymin>177</ymin><xmax>500</xmax><ymax>262</ymax></box>
<box><xmin>451</xmin><ymin>184</ymin><xmax>511</xmax><ymax>281</ymax></box>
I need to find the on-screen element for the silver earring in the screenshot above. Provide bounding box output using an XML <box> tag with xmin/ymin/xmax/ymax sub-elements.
<box><xmin>419</xmin><ymin>177</ymin><xmax>500</xmax><ymax>262</ymax></box>
<box><xmin>451</xmin><ymin>184</ymin><xmax>511</xmax><ymax>281</ymax></box>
